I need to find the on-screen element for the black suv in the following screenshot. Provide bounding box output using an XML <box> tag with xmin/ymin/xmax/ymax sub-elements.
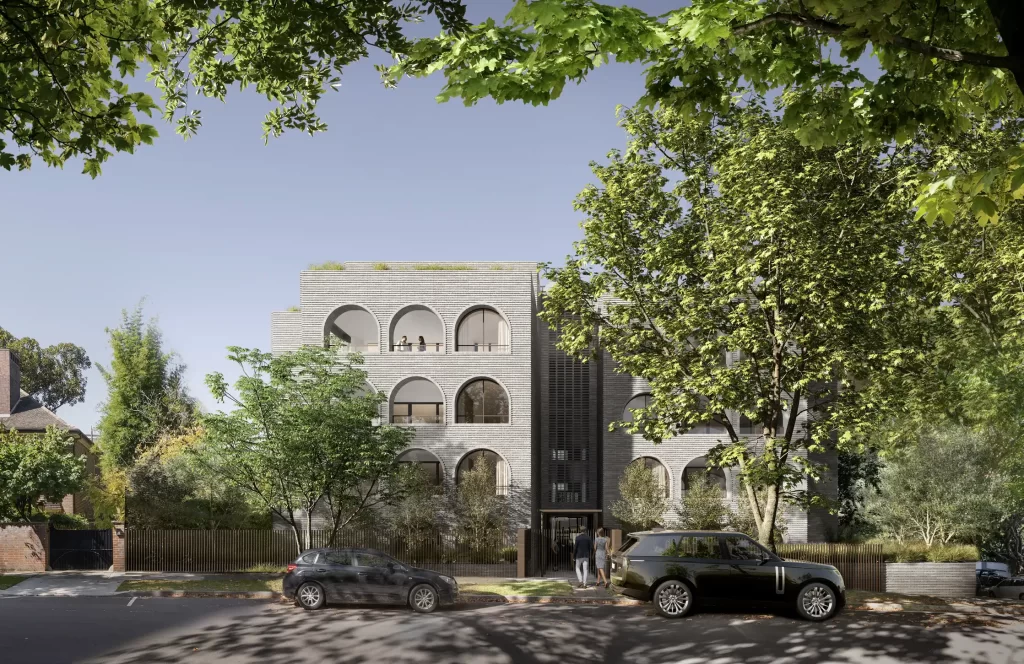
<box><xmin>611</xmin><ymin>530</ymin><xmax>846</xmax><ymax>620</ymax></box>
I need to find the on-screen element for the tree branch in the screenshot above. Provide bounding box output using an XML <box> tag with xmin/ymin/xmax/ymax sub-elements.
<box><xmin>731</xmin><ymin>12</ymin><xmax>1022</xmax><ymax>71</ymax></box>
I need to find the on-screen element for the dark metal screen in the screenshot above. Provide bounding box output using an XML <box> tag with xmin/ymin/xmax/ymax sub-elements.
<box><xmin>544</xmin><ymin>348</ymin><xmax>598</xmax><ymax>509</ymax></box>
<box><xmin>50</xmin><ymin>528</ymin><xmax>113</xmax><ymax>570</ymax></box>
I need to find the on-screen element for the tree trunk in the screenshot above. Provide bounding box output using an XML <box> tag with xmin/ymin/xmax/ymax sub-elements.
<box><xmin>757</xmin><ymin>484</ymin><xmax>781</xmax><ymax>551</ymax></box>
<box><xmin>987</xmin><ymin>0</ymin><xmax>1024</xmax><ymax>92</ymax></box>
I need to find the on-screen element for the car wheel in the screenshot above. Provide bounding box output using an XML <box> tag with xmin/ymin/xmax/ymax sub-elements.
<box><xmin>653</xmin><ymin>580</ymin><xmax>693</xmax><ymax>619</ymax></box>
<box><xmin>409</xmin><ymin>584</ymin><xmax>439</xmax><ymax>613</ymax></box>
<box><xmin>296</xmin><ymin>582</ymin><xmax>325</xmax><ymax>610</ymax></box>
<box><xmin>796</xmin><ymin>582</ymin><xmax>837</xmax><ymax>621</ymax></box>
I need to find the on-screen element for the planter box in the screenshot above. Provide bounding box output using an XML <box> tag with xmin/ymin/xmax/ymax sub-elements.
<box><xmin>884</xmin><ymin>562</ymin><xmax>977</xmax><ymax>598</ymax></box>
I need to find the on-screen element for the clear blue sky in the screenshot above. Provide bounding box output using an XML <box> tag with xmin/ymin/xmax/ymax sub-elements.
<box><xmin>1</xmin><ymin>3</ymin><xmax>651</xmax><ymax>431</ymax></box>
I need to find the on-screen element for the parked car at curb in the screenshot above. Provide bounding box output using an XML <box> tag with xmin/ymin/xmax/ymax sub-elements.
<box><xmin>282</xmin><ymin>547</ymin><xmax>459</xmax><ymax>613</ymax></box>
<box><xmin>610</xmin><ymin>530</ymin><xmax>846</xmax><ymax>621</ymax></box>
<box><xmin>987</xmin><ymin>577</ymin><xmax>1024</xmax><ymax>601</ymax></box>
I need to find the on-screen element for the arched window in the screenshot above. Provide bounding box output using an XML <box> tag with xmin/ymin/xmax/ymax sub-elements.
<box><xmin>390</xmin><ymin>305</ymin><xmax>444</xmax><ymax>353</ymax></box>
<box><xmin>456</xmin><ymin>307</ymin><xmax>510</xmax><ymax>352</ymax></box>
<box><xmin>397</xmin><ymin>449</ymin><xmax>443</xmax><ymax>486</ymax></box>
<box><xmin>324</xmin><ymin>305</ymin><xmax>379</xmax><ymax>353</ymax></box>
<box><xmin>622</xmin><ymin>394</ymin><xmax>652</xmax><ymax>422</ymax></box>
<box><xmin>391</xmin><ymin>378</ymin><xmax>444</xmax><ymax>424</ymax></box>
<box><xmin>630</xmin><ymin>457</ymin><xmax>670</xmax><ymax>498</ymax></box>
<box><xmin>456</xmin><ymin>450</ymin><xmax>510</xmax><ymax>496</ymax></box>
<box><xmin>682</xmin><ymin>457</ymin><xmax>728</xmax><ymax>494</ymax></box>
<box><xmin>456</xmin><ymin>379</ymin><xmax>509</xmax><ymax>423</ymax></box>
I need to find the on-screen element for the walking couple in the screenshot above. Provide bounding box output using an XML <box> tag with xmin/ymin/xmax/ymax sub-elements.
<box><xmin>571</xmin><ymin>528</ymin><xmax>611</xmax><ymax>589</ymax></box>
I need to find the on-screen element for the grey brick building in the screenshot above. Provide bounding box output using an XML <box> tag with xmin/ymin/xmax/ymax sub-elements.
<box><xmin>270</xmin><ymin>262</ymin><xmax>835</xmax><ymax>542</ymax></box>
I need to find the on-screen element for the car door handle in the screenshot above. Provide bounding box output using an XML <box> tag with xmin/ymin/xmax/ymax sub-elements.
<box><xmin>357</xmin><ymin>572</ymin><xmax>368</xmax><ymax>576</ymax></box>
<box><xmin>315</xmin><ymin>568</ymin><xmax>327</xmax><ymax>572</ymax></box>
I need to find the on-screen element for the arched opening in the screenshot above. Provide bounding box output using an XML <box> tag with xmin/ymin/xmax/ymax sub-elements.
<box><xmin>629</xmin><ymin>456</ymin><xmax>670</xmax><ymax>498</ymax></box>
<box><xmin>324</xmin><ymin>305</ymin><xmax>379</xmax><ymax>353</ymax></box>
<box><xmin>456</xmin><ymin>449</ymin><xmax>510</xmax><ymax>496</ymax></box>
<box><xmin>456</xmin><ymin>307</ymin><xmax>510</xmax><ymax>352</ymax></box>
<box><xmin>397</xmin><ymin>448</ymin><xmax>443</xmax><ymax>486</ymax></box>
<box><xmin>391</xmin><ymin>378</ymin><xmax>444</xmax><ymax>424</ymax></box>
<box><xmin>456</xmin><ymin>378</ymin><xmax>510</xmax><ymax>423</ymax></box>
<box><xmin>622</xmin><ymin>393</ymin><xmax>652</xmax><ymax>423</ymax></box>
<box><xmin>682</xmin><ymin>456</ymin><xmax>728</xmax><ymax>495</ymax></box>
<box><xmin>390</xmin><ymin>305</ymin><xmax>444</xmax><ymax>353</ymax></box>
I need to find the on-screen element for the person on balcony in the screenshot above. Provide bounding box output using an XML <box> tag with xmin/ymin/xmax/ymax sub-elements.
<box><xmin>417</xmin><ymin>335</ymin><xmax>427</xmax><ymax>352</ymax></box>
<box><xmin>398</xmin><ymin>335</ymin><xmax>408</xmax><ymax>351</ymax></box>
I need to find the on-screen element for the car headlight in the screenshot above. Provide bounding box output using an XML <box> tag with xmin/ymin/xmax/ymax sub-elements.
<box><xmin>439</xmin><ymin>575</ymin><xmax>456</xmax><ymax>586</ymax></box>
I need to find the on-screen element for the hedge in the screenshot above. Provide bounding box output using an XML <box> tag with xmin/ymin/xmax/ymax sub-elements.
<box><xmin>870</xmin><ymin>541</ymin><xmax>979</xmax><ymax>563</ymax></box>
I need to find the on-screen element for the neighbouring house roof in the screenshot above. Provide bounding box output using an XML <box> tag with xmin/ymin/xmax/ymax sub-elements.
<box><xmin>1</xmin><ymin>390</ymin><xmax>92</xmax><ymax>447</ymax></box>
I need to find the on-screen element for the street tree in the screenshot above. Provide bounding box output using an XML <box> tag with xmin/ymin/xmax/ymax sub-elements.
<box><xmin>611</xmin><ymin>461</ymin><xmax>668</xmax><ymax>530</ymax></box>
<box><xmin>0</xmin><ymin>425</ymin><xmax>85</xmax><ymax>521</ymax></box>
<box><xmin>202</xmin><ymin>346</ymin><xmax>414</xmax><ymax>553</ymax></box>
<box><xmin>455</xmin><ymin>452</ymin><xmax>512</xmax><ymax>549</ymax></box>
<box><xmin>0</xmin><ymin>0</ymin><xmax>468</xmax><ymax>177</ymax></box>
<box><xmin>387</xmin><ymin>0</ymin><xmax>1024</xmax><ymax>221</ymax></box>
<box><xmin>541</xmin><ymin>103</ymin><xmax>927</xmax><ymax>547</ymax></box>
<box><xmin>0</xmin><ymin>327</ymin><xmax>91</xmax><ymax>411</ymax></box>
<box><xmin>96</xmin><ymin>305</ymin><xmax>197</xmax><ymax>471</ymax></box>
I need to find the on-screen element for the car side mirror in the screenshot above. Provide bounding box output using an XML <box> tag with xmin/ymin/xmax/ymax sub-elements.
<box><xmin>758</xmin><ymin>552</ymin><xmax>771</xmax><ymax>565</ymax></box>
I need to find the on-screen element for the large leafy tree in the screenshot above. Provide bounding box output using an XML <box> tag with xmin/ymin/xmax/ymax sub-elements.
<box><xmin>202</xmin><ymin>346</ymin><xmax>414</xmax><ymax>553</ymax></box>
<box><xmin>96</xmin><ymin>305</ymin><xmax>196</xmax><ymax>471</ymax></box>
<box><xmin>541</xmin><ymin>103</ymin><xmax>927</xmax><ymax>547</ymax></box>
<box><xmin>0</xmin><ymin>425</ymin><xmax>85</xmax><ymax>521</ymax></box>
<box><xmin>1</xmin><ymin>0</ymin><xmax>468</xmax><ymax>177</ymax></box>
<box><xmin>387</xmin><ymin>0</ymin><xmax>1024</xmax><ymax>221</ymax></box>
<box><xmin>0</xmin><ymin>327</ymin><xmax>91</xmax><ymax>411</ymax></box>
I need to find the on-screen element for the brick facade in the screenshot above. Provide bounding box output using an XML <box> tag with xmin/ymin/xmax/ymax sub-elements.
<box><xmin>111</xmin><ymin>522</ymin><xmax>126</xmax><ymax>572</ymax></box>
<box><xmin>272</xmin><ymin>263</ymin><xmax>540</xmax><ymax>528</ymax></box>
<box><xmin>270</xmin><ymin>262</ymin><xmax>835</xmax><ymax>540</ymax></box>
<box><xmin>0</xmin><ymin>523</ymin><xmax>48</xmax><ymax>572</ymax></box>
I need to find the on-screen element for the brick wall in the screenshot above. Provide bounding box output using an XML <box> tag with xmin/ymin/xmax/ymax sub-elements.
<box><xmin>885</xmin><ymin>562</ymin><xmax>977</xmax><ymax>598</ymax></box>
<box><xmin>111</xmin><ymin>523</ymin><xmax>126</xmax><ymax>572</ymax></box>
<box><xmin>0</xmin><ymin>523</ymin><xmax>48</xmax><ymax>572</ymax></box>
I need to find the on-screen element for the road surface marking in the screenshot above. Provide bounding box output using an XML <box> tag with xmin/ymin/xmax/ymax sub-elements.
<box><xmin>127</xmin><ymin>597</ymin><xmax>136</xmax><ymax>607</ymax></box>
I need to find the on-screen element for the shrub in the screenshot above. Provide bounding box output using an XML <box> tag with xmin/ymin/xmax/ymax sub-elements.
<box><xmin>674</xmin><ymin>473</ymin><xmax>731</xmax><ymax>530</ymax></box>
<box><xmin>308</xmin><ymin>261</ymin><xmax>345</xmax><ymax>271</ymax></box>
<box><xmin>868</xmin><ymin>540</ymin><xmax>980</xmax><ymax>563</ymax></box>
<box><xmin>373</xmin><ymin>262</ymin><xmax>390</xmax><ymax>271</ymax></box>
<box><xmin>285</xmin><ymin>306</ymin><xmax>300</xmax><ymax>312</ymax></box>
<box><xmin>45</xmin><ymin>512</ymin><xmax>91</xmax><ymax>529</ymax></box>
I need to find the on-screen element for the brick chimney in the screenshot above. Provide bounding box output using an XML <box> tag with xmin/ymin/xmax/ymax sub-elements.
<box><xmin>0</xmin><ymin>349</ymin><xmax>21</xmax><ymax>416</ymax></box>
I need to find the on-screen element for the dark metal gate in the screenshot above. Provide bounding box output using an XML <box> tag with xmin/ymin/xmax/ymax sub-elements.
<box><xmin>50</xmin><ymin>528</ymin><xmax>113</xmax><ymax>570</ymax></box>
<box><xmin>539</xmin><ymin>526</ymin><xmax>595</xmax><ymax>578</ymax></box>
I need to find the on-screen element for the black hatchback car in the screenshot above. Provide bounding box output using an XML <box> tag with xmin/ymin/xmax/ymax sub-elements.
<box><xmin>611</xmin><ymin>530</ymin><xmax>846</xmax><ymax>620</ymax></box>
<box><xmin>282</xmin><ymin>548</ymin><xmax>459</xmax><ymax>613</ymax></box>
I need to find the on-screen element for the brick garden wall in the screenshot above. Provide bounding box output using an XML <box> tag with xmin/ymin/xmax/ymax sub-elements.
<box><xmin>885</xmin><ymin>562</ymin><xmax>977</xmax><ymax>598</ymax></box>
<box><xmin>0</xmin><ymin>523</ymin><xmax>48</xmax><ymax>572</ymax></box>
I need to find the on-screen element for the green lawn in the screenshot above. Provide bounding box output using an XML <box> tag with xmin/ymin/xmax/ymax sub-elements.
<box><xmin>117</xmin><ymin>578</ymin><xmax>283</xmax><ymax>593</ymax></box>
<box><xmin>460</xmin><ymin>580</ymin><xmax>574</xmax><ymax>597</ymax></box>
<box><xmin>0</xmin><ymin>575</ymin><xmax>28</xmax><ymax>590</ymax></box>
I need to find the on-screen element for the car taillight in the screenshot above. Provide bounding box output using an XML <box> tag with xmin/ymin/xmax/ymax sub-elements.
<box><xmin>287</xmin><ymin>564</ymin><xmax>297</xmax><ymax>572</ymax></box>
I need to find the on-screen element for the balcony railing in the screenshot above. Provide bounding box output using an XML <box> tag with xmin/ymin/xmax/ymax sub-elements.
<box><xmin>455</xmin><ymin>414</ymin><xmax>509</xmax><ymax>424</ymax></box>
<box><xmin>455</xmin><ymin>343</ymin><xmax>509</xmax><ymax>353</ymax></box>
<box><xmin>392</xmin><ymin>402</ymin><xmax>444</xmax><ymax>424</ymax></box>
<box><xmin>391</xmin><ymin>342</ymin><xmax>445</xmax><ymax>353</ymax></box>
<box><xmin>328</xmin><ymin>342</ymin><xmax>380</xmax><ymax>353</ymax></box>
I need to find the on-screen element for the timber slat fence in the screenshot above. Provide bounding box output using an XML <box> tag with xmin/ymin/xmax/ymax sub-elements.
<box><xmin>127</xmin><ymin>528</ymin><xmax>517</xmax><ymax>576</ymax></box>
<box><xmin>777</xmin><ymin>543</ymin><xmax>885</xmax><ymax>592</ymax></box>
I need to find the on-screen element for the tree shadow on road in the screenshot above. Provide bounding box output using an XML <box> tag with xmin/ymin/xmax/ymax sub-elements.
<box><xmin>89</xmin><ymin>602</ymin><xmax>1024</xmax><ymax>664</ymax></box>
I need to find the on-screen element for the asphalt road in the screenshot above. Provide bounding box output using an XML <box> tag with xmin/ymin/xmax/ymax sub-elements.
<box><xmin>1</xmin><ymin>597</ymin><xmax>1023</xmax><ymax>664</ymax></box>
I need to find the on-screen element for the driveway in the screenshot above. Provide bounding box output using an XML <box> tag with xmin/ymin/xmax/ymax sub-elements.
<box><xmin>1</xmin><ymin>597</ymin><xmax>1023</xmax><ymax>663</ymax></box>
<box><xmin>0</xmin><ymin>572</ymin><xmax>123</xmax><ymax>597</ymax></box>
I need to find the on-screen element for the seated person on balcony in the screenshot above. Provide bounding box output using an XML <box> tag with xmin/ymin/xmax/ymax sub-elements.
<box><xmin>417</xmin><ymin>335</ymin><xmax>426</xmax><ymax>352</ymax></box>
<box><xmin>398</xmin><ymin>335</ymin><xmax>408</xmax><ymax>351</ymax></box>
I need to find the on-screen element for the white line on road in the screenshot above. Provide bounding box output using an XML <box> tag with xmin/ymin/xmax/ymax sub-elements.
<box><xmin>127</xmin><ymin>597</ymin><xmax>136</xmax><ymax>607</ymax></box>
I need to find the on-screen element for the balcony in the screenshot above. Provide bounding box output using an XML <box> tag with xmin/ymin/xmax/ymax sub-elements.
<box><xmin>392</xmin><ymin>402</ymin><xmax>444</xmax><ymax>425</ymax></box>
<box><xmin>391</xmin><ymin>342</ymin><xmax>445</xmax><ymax>353</ymax></box>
